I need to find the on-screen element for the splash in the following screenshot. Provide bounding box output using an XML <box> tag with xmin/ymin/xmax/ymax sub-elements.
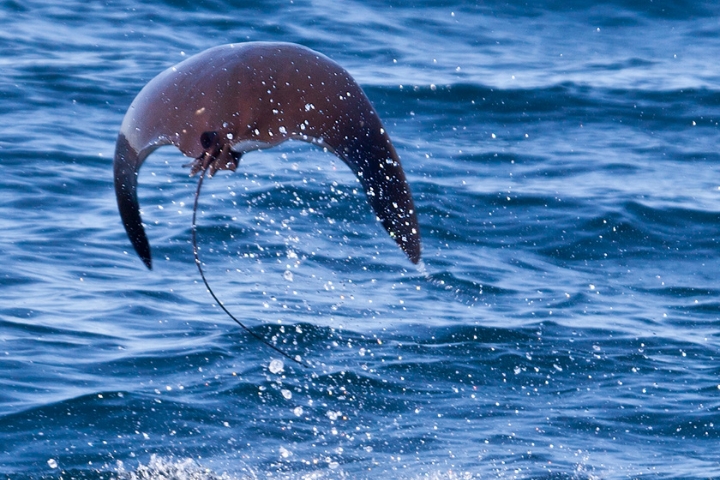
<box><xmin>115</xmin><ymin>454</ymin><xmax>239</xmax><ymax>480</ymax></box>
<box><xmin>113</xmin><ymin>454</ymin><xmax>481</xmax><ymax>479</ymax></box>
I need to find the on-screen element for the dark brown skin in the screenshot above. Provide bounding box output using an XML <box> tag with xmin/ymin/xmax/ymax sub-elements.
<box><xmin>114</xmin><ymin>42</ymin><xmax>420</xmax><ymax>269</ymax></box>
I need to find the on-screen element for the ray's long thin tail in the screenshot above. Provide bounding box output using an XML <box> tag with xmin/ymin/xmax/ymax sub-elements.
<box><xmin>192</xmin><ymin>169</ymin><xmax>309</xmax><ymax>368</ymax></box>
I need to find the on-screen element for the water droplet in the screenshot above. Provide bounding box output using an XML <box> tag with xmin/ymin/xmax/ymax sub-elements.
<box><xmin>269</xmin><ymin>359</ymin><xmax>284</xmax><ymax>374</ymax></box>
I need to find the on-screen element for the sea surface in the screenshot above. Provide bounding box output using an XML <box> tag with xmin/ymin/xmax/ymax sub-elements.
<box><xmin>1</xmin><ymin>0</ymin><xmax>720</xmax><ymax>478</ymax></box>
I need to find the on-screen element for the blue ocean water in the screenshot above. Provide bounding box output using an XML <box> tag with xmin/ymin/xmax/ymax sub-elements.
<box><xmin>1</xmin><ymin>0</ymin><xmax>720</xmax><ymax>478</ymax></box>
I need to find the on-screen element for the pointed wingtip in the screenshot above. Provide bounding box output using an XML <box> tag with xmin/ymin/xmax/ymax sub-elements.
<box><xmin>141</xmin><ymin>254</ymin><xmax>153</xmax><ymax>270</ymax></box>
<box><xmin>396</xmin><ymin>226</ymin><xmax>422</xmax><ymax>265</ymax></box>
<box><xmin>114</xmin><ymin>133</ymin><xmax>154</xmax><ymax>269</ymax></box>
<box><xmin>393</xmin><ymin>224</ymin><xmax>421</xmax><ymax>264</ymax></box>
<box><xmin>372</xmin><ymin>175</ymin><xmax>421</xmax><ymax>265</ymax></box>
<box><xmin>409</xmin><ymin>247</ymin><xmax>421</xmax><ymax>265</ymax></box>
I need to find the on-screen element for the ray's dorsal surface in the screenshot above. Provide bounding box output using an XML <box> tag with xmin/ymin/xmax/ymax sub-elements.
<box><xmin>113</xmin><ymin>42</ymin><xmax>421</xmax><ymax>269</ymax></box>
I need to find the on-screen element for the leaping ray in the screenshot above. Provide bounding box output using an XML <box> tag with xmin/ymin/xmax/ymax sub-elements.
<box><xmin>113</xmin><ymin>42</ymin><xmax>421</xmax><ymax>269</ymax></box>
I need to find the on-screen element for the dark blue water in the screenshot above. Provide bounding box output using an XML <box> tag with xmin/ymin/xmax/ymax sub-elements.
<box><xmin>2</xmin><ymin>0</ymin><xmax>720</xmax><ymax>478</ymax></box>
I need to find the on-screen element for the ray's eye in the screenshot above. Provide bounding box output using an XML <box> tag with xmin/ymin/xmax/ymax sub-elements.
<box><xmin>200</xmin><ymin>131</ymin><xmax>217</xmax><ymax>149</ymax></box>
